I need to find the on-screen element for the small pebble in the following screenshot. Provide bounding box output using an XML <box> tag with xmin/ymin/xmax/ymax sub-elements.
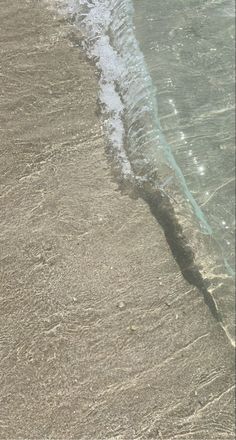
<box><xmin>129</xmin><ymin>325</ymin><xmax>137</xmax><ymax>332</ymax></box>
<box><xmin>117</xmin><ymin>301</ymin><xmax>126</xmax><ymax>310</ymax></box>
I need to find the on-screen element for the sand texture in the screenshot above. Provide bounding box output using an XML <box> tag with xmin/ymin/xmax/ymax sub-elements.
<box><xmin>0</xmin><ymin>2</ymin><xmax>235</xmax><ymax>439</ymax></box>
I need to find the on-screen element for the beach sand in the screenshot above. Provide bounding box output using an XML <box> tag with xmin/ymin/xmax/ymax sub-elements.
<box><xmin>0</xmin><ymin>1</ymin><xmax>234</xmax><ymax>439</ymax></box>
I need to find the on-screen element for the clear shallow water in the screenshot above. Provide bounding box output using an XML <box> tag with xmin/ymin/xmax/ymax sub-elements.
<box><xmin>54</xmin><ymin>0</ymin><xmax>235</xmax><ymax>343</ymax></box>
<box><xmin>133</xmin><ymin>0</ymin><xmax>235</xmax><ymax>274</ymax></box>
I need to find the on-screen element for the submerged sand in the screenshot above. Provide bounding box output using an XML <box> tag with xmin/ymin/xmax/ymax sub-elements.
<box><xmin>0</xmin><ymin>1</ymin><xmax>235</xmax><ymax>439</ymax></box>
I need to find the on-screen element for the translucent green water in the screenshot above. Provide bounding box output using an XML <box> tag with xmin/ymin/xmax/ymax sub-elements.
<box><xmin>59</xmin><ymin>0</ymin><xmax>235</xmax><ymax>342</ymax></box>
<box><xmin>133</xmin><ymin>0</ymin><xmax>235</xmax><ymax>273</ymax></box>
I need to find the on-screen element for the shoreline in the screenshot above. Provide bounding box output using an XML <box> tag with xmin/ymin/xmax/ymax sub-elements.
<box><xmin>0</xmin><ymin>2</ymin><xmax>235</xmax><ymax>439</ymax></box>
<box><xmin>53</xmin><ymin>0</ymin><xmax>235</xmax><ymax>344</ymax></box>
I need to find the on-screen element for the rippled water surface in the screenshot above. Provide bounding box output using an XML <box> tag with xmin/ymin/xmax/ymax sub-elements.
<box><xmin>54</xmin><ymin>0</ymin><xmax>235</xmax><ymax>342</ymax></box>
<box><xmin>60</xmin><ymin>0</ymin><xmax>235</xmax><ymax>273</ymax></box>
<box><xmin>133</xmin><ymin>0</ymin><xmax>235</xmax><ymax>272</ymax></box>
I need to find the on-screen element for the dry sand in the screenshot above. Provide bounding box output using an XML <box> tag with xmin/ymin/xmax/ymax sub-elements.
<box><xmin>0</xmin><ymin>2</ymin><xmax>235</xmax><ymax>439</ymax></box>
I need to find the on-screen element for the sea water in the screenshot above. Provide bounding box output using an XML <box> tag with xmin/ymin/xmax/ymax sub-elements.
<box><xmin>52</xmin><ymin>0</ymin><xmax>235</xmax><ymax>343</ymax></box>
<box><xmin>133</xmin><ymin>0</ymin><xmax>235</xmax><ymax>273</ymax></box>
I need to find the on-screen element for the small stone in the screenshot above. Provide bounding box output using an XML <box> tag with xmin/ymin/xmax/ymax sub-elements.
<box><xmin>129</xmin><ymin>325</ymin><xmax>137</xmax><ymax>332</ymax></box>
<box><xmin>117</xmin><ymin>301</ymin><xmax>126</xmax><ymax>310</ymax></box>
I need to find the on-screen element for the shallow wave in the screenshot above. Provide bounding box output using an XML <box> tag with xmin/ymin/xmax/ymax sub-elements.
<box><xmin>56</xmin><ymin>0</ymin><xmax>215</xmax><ymax>239</ymax></box>
<box><xmin>49</xmin><ymin>0</ymin><xmax>235</xmax><ymax>345</ymax></box>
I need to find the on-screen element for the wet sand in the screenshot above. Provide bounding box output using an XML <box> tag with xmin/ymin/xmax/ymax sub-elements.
<box><xmin>0</xmin><ymin>2</ymin><xmax>235</xmax><ymax>439</ymax></box>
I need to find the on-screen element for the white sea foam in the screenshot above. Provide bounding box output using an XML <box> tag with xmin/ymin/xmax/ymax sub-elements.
<box><xmin>47</xmin><ymin>0</ymin><xmax>235</xmax><ymax>344</ymax></box>
<box><xmin>50</xmin><ymin>0</ymin><xmax>214</xmax><ymax>235</ymax></box>
<box><xmin>51</xmin><ymin>0</ymin><xmax>164</xmax><ymax>179</ymax></box>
